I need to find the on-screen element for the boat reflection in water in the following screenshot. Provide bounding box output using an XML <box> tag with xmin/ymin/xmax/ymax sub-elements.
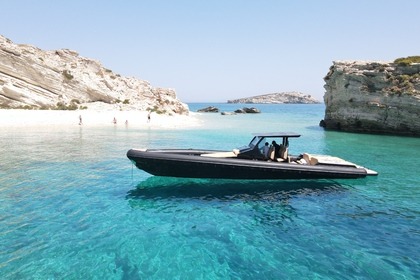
<box><xmin>126</xmin><ymin>176</ymin><xmax>349</xmax><ymax>202</ymax></box>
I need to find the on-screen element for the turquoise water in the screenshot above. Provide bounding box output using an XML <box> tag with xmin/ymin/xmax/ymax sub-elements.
<box><xmin>1</xmin><ymin>104</ymin><xmax>419</xmax><ymax>279</ymax></box>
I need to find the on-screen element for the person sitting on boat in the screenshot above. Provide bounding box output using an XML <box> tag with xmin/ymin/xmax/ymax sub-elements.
<box><xmin>262</xmin><ymin>142</ymin><xmax>270</xmax><ymax>159</ymax></box>
<box><xmin>272</xmin><ymin>141</ymin><xmax>281</xmax><ymax>158</ymax></box>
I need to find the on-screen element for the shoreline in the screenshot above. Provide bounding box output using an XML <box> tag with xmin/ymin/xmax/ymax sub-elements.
<box><xmin>0</xmin><ymin>109</ymin><xmax>202</xmax><ymax>129</ymax></box>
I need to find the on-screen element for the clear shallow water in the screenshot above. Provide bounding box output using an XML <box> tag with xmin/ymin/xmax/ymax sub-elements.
<box><xmin>1</xmin><ymin>104</ymin><xmax>419</xmax><ymax>279</ymax></box>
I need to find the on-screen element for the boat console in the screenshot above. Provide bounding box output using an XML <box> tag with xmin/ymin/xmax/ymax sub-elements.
<box><xmin>237</xmin><ymin>132</ymin><xmax>301</xmax><ymax>160</ymax></box>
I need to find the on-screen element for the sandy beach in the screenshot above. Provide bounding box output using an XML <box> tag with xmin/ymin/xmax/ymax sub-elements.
<box><xmin>0</xmin><ymin>109</ymin><xmax>202</xmax><ymax>129</ymax></box>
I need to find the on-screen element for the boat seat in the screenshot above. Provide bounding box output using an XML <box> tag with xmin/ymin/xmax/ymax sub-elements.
<box><xmin>268</xmin><ymin>146</ymin><xmax>275</xmax><ymax>160</ymax></box>
<box><xmin>280</xmin><ymin>146</ymin><xmax>288</xmax><ymax>160</ymax></box>
<box><xmin>303</xmin><ymin>153</ymin><xmax>311</xmax><ymax>165</ymax></box>
<box><xmin>269</xmin><ymin>146</ymin><xmax>289</xmax><ymax>163</ymax></box>
<box><xmin>278</xmin><ymin>147</ymin><xmax>290</xmax><ymax>163</ymax></box>
<box><xmin>303</xmin><ymin>153</ymin><xmax>317</xmax><ymax>165</ymax></box>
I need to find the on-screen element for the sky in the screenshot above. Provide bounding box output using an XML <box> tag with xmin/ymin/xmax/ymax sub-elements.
<box><xmin>1</xmin><ymin>0</ymin><xmax>419</xmax><ymax>102</ymax></box>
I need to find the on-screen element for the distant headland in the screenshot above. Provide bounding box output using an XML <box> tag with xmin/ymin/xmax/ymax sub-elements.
<box><xmin>227</xmin><ymin>92</ymin><xmax>321</xmax><ymax>104</ymax></box>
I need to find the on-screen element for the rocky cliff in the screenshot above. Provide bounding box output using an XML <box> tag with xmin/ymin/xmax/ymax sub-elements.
<box><xmin>323</xmin><ymin>60</ymin><xmax>420</xmax><ymax>136</ymax></box>
<box><xmin>0</xmin><ymin>35</ymin><xmax>189</xmax><ymax>115</ymax></box>
<box><xmin>227</xmin><ymin>92</ymin><xmax>320</xmax><ymax>104</ymax></box>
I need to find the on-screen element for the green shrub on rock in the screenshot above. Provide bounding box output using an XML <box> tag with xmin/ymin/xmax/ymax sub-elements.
<box><xmin>394</xmin><ymin>56</ymin><xmax>420</xmax><ymax>66</ymax></box>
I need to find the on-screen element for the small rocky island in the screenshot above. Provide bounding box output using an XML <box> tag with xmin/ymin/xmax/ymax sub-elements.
<box><xmin>0</xmin><ymin>35</ymin><xmax>188</xmax><ymax>115</ymax></box>
<box><xmin>227</xmin><ymin>92</ymin><xmax>320</xmax><ymax>104</ymax></box>
<box><xmin>197</xmin><ymin>106</ymin><xmax>219</xmax><ymax>113</ymax></box>
<box><xmin>197</xmin><ymin>106</ymin><xmax>260</xmax><ymax>114</ymax></box>
<box><xmin>322</xmin><ymin>57</ymin><xmax>420</xmax><ymax>136</ymax></box>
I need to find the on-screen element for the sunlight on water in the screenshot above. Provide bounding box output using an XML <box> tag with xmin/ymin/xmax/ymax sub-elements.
<box><xmin>1</xmin><ymin>104</ymin><xmax>419</xmax><ymax>279</ymax></box>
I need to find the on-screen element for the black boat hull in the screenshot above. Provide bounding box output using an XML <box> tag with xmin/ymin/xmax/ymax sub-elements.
<box><xmin>127</xmin><ymin>149</ymin><xmax>370</xmax><ymax>180</ymax></box>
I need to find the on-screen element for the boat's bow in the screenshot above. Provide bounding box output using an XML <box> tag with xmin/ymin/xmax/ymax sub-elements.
<box><xmin>362</xmin><ymin>167</ymin><xmax>378</xmax><ymax>176</ymax></box>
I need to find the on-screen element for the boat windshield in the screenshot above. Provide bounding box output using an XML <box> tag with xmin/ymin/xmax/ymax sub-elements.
<box><xmin>249</xmin><ymin>136</ymin><xmax>263</xmax><ymax>148</ymax></box>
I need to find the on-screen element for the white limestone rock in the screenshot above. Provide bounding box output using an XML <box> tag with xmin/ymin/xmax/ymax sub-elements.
<box><xmin>0</xmin><ymin>35</ymin><xmax>189</xmax><ymax>115</ymax></box>
<box><xmin>322</xmin><ymin>60</ymin><xmax>420</xmax><ymax>136</ymax></box>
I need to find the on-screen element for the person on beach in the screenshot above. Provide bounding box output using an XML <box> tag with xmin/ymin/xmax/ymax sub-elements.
<box><xmin>147</xmin><ymin>111</ymin><xmax>151</xmax><ymax>123</ymax></box>
<box><xmin>113</xmin><ymin>117</ymin><xmax>117</xmax><ymax>125</ymax></box>
<box><xmin>79</xmin><ymin>115</ymin><xmax>82</xmax><ymax>125</ymax></box>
